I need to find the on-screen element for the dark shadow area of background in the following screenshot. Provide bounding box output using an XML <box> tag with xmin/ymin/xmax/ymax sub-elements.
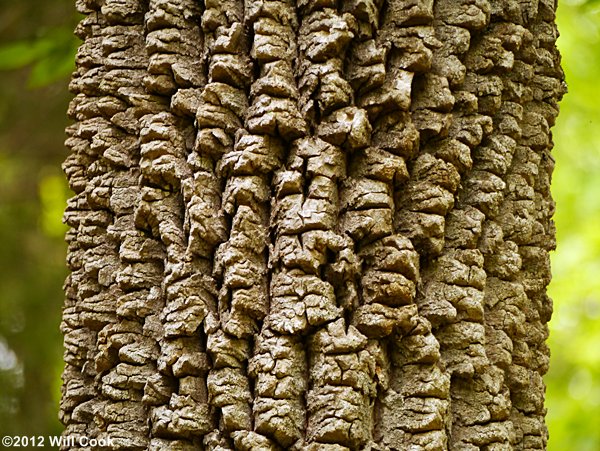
<box><xmin>0</xmin><ymin>0</ymin><xmax>76</xmax><ymax>437</ymax></box>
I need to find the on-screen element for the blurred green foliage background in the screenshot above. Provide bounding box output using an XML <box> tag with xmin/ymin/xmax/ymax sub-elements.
<box><xmin>0</xmin><ymin>0</ymin><xmax>77</xmax><ymax>438</ymax></box>
<box><xmin>0</xmin><ymin>0</ymin><xmax>597</xmax><ymax>448</ymax></box>
<box><xmin>547</xmin><ymin>2</ymin><xmax>600</xmax><ymax>449</ymax></box>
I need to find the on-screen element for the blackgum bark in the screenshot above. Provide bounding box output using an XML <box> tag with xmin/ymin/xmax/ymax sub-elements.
<box><xmin>61</xmin><ymin>0</ymin><xmax>565</xmax><ymax>449</ymax></box>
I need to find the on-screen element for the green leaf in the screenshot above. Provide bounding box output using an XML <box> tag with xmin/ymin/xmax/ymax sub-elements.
<box><xmin>0</xmin><ymin>26</ymin><xmax>79</xmax><ymax>87</ymax></box>
<box><xmin>0</xmin><ymin>40</ymin><xmax>52</xmax><ymax>70</ymax></box>
<box><xmin>27</xmin><ymin>51</ymin><xmax>75</xmax><ymax>88</ymax></box>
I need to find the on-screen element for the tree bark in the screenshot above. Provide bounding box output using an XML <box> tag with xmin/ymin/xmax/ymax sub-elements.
<box><xmin>61</xmin><ymin>0</ymin><xmax>565</xmax><ymax>449</ymax></box>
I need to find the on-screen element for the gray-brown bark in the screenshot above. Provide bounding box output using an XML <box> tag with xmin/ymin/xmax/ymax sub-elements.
<box><xmin>61</xmin><ymin>0</ymin><xmax>565</xmax><ymax>449</ymax></box>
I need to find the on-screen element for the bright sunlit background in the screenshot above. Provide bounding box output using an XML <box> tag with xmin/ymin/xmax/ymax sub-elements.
<box><xmin>0</xmin><ymin>1</ymin><xmax>598</xmax><ymax>448</ymax></box>
<box><xmin>547</xmin><ymin>1</ymin><xmax>600</xmax><ymax>449</ymax></box>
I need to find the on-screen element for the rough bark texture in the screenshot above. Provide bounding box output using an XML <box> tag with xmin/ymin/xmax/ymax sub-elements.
<box><xmin>61</xmin><ymin>0</ymin><xmax>565</xmax><ymax>449</ymax></box>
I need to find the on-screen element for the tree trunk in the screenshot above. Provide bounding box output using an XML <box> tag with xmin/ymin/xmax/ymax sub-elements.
<box><xmin>61</xmin><ymin>0</ymin><xmax>565</xmax><ymax>449</ymax></box>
